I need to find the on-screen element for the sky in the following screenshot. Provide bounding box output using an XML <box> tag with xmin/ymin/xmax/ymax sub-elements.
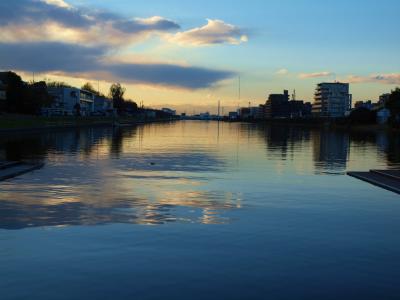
<box><xmin>0</xmin><ymin>0</ymin><xmax>399</xmax><ymax>113</ymax></box>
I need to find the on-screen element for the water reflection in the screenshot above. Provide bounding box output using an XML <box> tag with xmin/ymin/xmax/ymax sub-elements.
<box><xmin>0</xmin><ymin>121</ymin><xmax>399</xmax><ymax>230</ymax></box>
<box><xmin>313</xmin><ymin>130</ymin><xmax>350</xmax><ymax>175</ymax></box>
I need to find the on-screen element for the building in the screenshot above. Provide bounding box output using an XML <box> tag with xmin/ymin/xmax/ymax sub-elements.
<box><xmin>248</xmin><ymin>106</ymin><xmax>261</xmax><ymax>119</ymax></box>
<box><xmin>288</xmin><ymin>100</ymin><xmax>312</xmax><ymax>118</ymax></box>
<box><xmin>262</xmin><ymin>90</ymin><xmax>311</xmax><ymax>119</ymax></box>
<box><xmin>238</xmin><ymin>107</ymin><xmax>251</xmax><ymax>119</ymax></box>
<box><xmin>94</xmin><ymin>95</ymin><xmax>114</xmax><ymax>116</ymax></box>
<box><xmin>256</xmin><ymin>104</ymin><xmax>266</xmax><ymax>119</ymax></box>
<box><xmin>162</xmin><ymin>108</ymin><xmax>176</xmax><ymax>116</ymax></box>
<box><xmin>354</xmin><ymin>100</ymin><xmax>373</xmax><ymax>110</ymax></box>
<box><xmin>312</xmin><ymin>82</ymin><xmax>352</xmax><ymax>117</ymax></box>
<box><xmin>229</xmin><ymin>111</ymin><xmax>238</xmax><ymax>120</ymax></box>
<box><xmin>265</xmin><ymin>90</ymin><xmax>290</xmax><ymax>118</ymax></box>
<box><xmin>47</xmin><ymin>87</ymin><xmax>95</xmax><ymax>116</ymax></box>
<box><xmin>199</xmin><ymin>112</ymin><xmax>211</xmax><ymax>120</ymax></box>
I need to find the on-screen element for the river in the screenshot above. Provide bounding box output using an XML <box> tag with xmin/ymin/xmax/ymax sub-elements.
<box><xmin>0</xmin><ymin>121</ymin><xmax>400</xmax><ymax>299</ymax></box>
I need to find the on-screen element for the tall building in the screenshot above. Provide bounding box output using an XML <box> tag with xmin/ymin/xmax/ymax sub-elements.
<box><xmin>265</xmin><ymin>90</ymin><xmax>290</xmax><ymax>118</ymax></box>
<box><xmin>263</xmin><ymin>89</ymin><xmax>312</xmax><ymax>119</ymax></box>
<box><xmin>312</xmin><ymin>83</ymin><xmax>352</xmax><ymax>117</ymax></box>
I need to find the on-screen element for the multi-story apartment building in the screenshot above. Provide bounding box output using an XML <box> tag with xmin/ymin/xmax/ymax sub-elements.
<box><xmin>47</xmin><ymin>87</ymin><xmax>95</xmax><ymax>116</ymax></box>
<box><xmin>312</xmin><ymin>83</ymin><xmax>352</xmax><ymax>117</ymax></box>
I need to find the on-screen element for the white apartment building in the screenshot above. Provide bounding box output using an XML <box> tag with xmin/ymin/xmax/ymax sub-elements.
<box><xmin>312</xmin><ymin>83</ymin><xmax>352</xmax><ymax>117</ymax></box>
<box><xmin>47</xmin><ymin>87</ymin><xmax>95</xmax><ymax>116</ymax></box>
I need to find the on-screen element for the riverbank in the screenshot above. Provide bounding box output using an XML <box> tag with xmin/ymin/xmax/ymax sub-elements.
<box><xmin>0</xmin><ymin>114</ymin><xmax>177</xmax><ymax>133</ymax></box>
<box><xmin>226</xmin><ymin>117</ymin><xmax>399</xmax><ymax>132</ymax></box>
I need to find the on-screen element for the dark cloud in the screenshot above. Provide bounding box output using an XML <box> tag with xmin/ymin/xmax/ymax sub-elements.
<box><xmin>0</xmin><ymin>0</ymin><xmax>180</xmax><ymax>35</ymax></box>
<box><xmin>0</xmin><ymin>42</ymin><xmax>106</xmax><ymax>73</ymax></box>
<box><xmin>114</xmin><ymin>18</ymin><xmax>180</xmax><ymax>34</ymax></box>
<box><xmin>108</xmin><ymin>63</ymin><xmax>234</xmax><ymax>89</ymax></box>
<box><xmin>0</xmin><ymin>42</ymin><xmax>235</xmax><ymax>89</ymax></box>
<box><xmin>0</xmin><ymin>0</ymin><xmax>93</xmax><ymax>28</ymax></box>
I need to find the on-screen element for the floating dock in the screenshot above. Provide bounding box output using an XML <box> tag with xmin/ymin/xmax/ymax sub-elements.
<box><xmin>348</xmin><ymin>170</ymin><xmax>400</xmax><ymax>195</ymax></box>
<box><xmin>0</xmin><ymin>161</ymin><xmax>44</xmax><ymax>182</ymax></box>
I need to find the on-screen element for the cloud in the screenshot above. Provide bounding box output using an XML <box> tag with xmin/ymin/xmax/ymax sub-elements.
<box><xmin>108</xmin><ymin>64</ymin><xmax>234</xmax><ymax>89</ymax></box>
<box><xmin>276</xmin><ymin>68</ymin><xmax>289</xmax><ymax>76</ymax></box>
<box><xmin>114</xmin><ymin>16</ymin><xmax>180</xmax><ymax>34</ymax></box>
<box><xmin>0</xmin><ymin>42</ymin><xmax>105</xmax><ymax>73</ymax></box>
<box><xmin>0</xmin><ymin>1</ymin><xmax>181</xmax><ymax>46</ymax></box>
<box><xmin>347</xmin><ymin>74</ymin><xmax>400</xmax><ymax>85</ymax></box>
<box><xmin>0</xmin><ymin>42</ymin><xmax>235</xmax><ymax>89</ymax></box>
<box><xmin>41</xmin><ymin>0</ymin><xmax>71</xmax><ymax>8</ymax></box>
<box><xmin>299</xmin><ymin>72</ymin><xmax>334</xmax><ymax>79</ymax></box>
<box><xmin>170</xmin><ymin>19</ymin><xmax>248</xmax><ymax>46</ymax></box>
<box><xmin>0</xmin><ymin>0</ymin><xmax>92</xmax><ymax>28</ymax></box>
<box><xmin>0</xmin><ymin>1</ymin><xmax>243</xmax><ymax>89</ymax></box>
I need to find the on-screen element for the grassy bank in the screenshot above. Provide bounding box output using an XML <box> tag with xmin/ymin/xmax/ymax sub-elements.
<box><xmin>0</xmin><ymin>114</ymin><xmax>137</xmax><ymax>131</ymax></box>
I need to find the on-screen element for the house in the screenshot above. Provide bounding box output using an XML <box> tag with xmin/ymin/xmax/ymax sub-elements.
<box><xmin>47</xmin><ymin>87</ymin><xmax>95</xmax><ymax>116</ymax></box>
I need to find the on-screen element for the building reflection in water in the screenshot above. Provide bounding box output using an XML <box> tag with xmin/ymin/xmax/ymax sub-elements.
<box><xmin>255</xmin><ymin>123</ymin><xmax>400</xmax><ymax>174</ymax></box>
<box><xmin>313</xmin><ymin>130</ymin><xmax>350</xmax><ymax>175</ymax></box>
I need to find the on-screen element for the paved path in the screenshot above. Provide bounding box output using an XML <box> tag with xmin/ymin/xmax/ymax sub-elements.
<box><xmin>0</xmin><ymin>161</ymin><xmax>44</xmax><ymax>182</ymax></box>
<box><xmin>348</xmin><ymin>170</ymin><xmax>400</xmax><ymax>195</ymax></box>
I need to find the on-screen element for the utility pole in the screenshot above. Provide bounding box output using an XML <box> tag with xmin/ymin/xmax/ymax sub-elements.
<box><xmin>236</xmin><ymin>76</ymin><xmax>240</xmax><ymax>112</ymax></box>
<box><xmin>239</xmin><ymin>76</ymin><xmax>241</xmax><ymax>102</ymax></box>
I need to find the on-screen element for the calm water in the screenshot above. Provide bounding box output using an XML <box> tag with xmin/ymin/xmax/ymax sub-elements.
<box><xmin>1</xmin><ymin>121</ymin><xmax>400</xmax><ymax>299</ymax></box>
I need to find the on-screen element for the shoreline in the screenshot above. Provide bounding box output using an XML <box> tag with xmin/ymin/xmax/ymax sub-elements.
<box><xmin>0</xmin><ymin>114</ymin><xmax>177</xmax><ymax>134</ymax></box>
<box><xmin>224</xmin><ymin>118</ymin><xmax>400</xmax><ymax>133</ymax></box>
<box><xmin>1</xmin><ymin>114</ymin><xmax>399</xmax><ymax>134</ymax></box>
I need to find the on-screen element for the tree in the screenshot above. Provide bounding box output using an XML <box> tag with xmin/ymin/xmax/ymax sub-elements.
<box><xmin>109</xmin><ymin>83</ymin><xmax>126</xmax><ymax>114</ymax></box>
<box><xmin>81</xmin><ymin>82</ymin><xmax>98</xmax><ymax>95</ymax></box>
<box><xmin>24</xmin><ymin>81</ymin><xmax>53</xmax><ymax>114</ymax></box>
<box><xmin>1</xmin><ymin>71</ymin><xmax>25</xmax><ymax>113</ymax></box>
<box><xmin>47</xmin><ymin>81</ymin><xmax>72</xmax><ymax>88</ymax></box>
<box><xmin>0</xmin><ymin>72</ymin><xmax>53</xmax><ymax>114</ymax></box>
<box><xmin>386</xmin><ymin>87</ymin><xmax>400</xmax><ymax>124</ymax></box>
<box><xmin>124</xmin><ymin>99</ymin><xmax>139</xmax><ymax>113</ymax></box>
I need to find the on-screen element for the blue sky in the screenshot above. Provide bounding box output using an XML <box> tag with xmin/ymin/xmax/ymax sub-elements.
<box><xmin>1</xmin><ymin>0</ymin><xmax>399</xmax><ymax>111</ymax></box>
